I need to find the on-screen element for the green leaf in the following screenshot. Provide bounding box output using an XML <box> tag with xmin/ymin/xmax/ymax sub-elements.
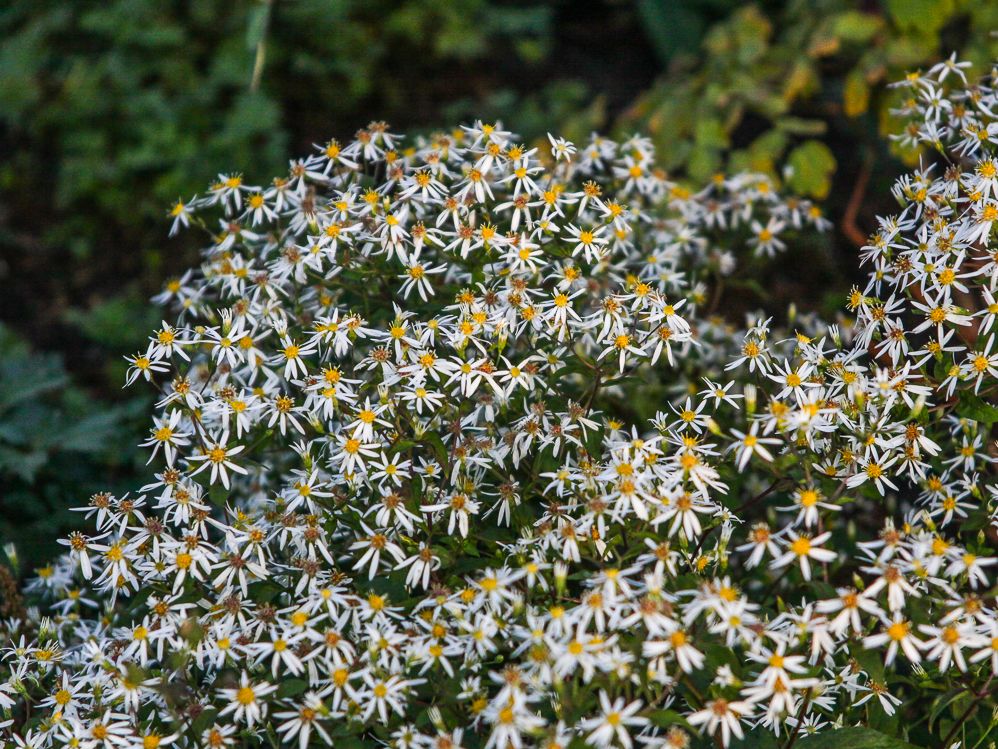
<box><xmin>634</xmin><ymin>0</ymin><xmax>705</xmax><ymax>64</ymax></box>
<box><xmin>928</xmin><ymin>687</ymin><xmax>969</xmax><ymax>733</ymax></box>
<box><xmin>646</xmin><ymin>709</ymin><xmax>690</xmax><ymax>729</ymax></box>
<box><xmin>0</xmin><ymin>445</ymin><xmax>47</xmax><ymax>482</ymax></box>
<box><xmin>831</xmin><ymin>12</ymin><xmax>884</xmax><ymax>44</ymax></box>
<box><xmin>885</xmin><ymin>0</ymin><xmax>956</xmax><ymax>33</ymax></box>
<box><xmin>844</xmin><ymin>69</ymin><xmax>870</xmax><ymax>117</ymax></box>
<box><xmin>694</xmin><ymin>118</ymin><xmax>729</xmax><ymax>149</ymax></box>
<box><xmin>419</xmin><ymin>432</ymin><xmax>449</xmax><ymax>468</ymax></box>
<box><xmin>209</xmin><ymin>483</ymin><xmax>229</xmax><ymax>507</ymax></box>
<box><xmin>775</xmin><ymin>117</ymin><xmax>829</xmax><ymax>137</ymax></box>
<box><xmin>787</xmin><ymin>140</ymin><xmax>836</xmax><ymax>199</ymax></box>
<box><xmin>57</xmin><ymin>409</ymin><xmax>127</xmax><ymax>453</ymax></box>
<box><xmin>955</xmin><ymin>391</ymin><xmax>998</xmax><ymax>425</ymax></box>
<box><xmin>276</xmin><ymin>679</ymin><xmax>307</xmax><ymax>699</ymax></box>
<box><xmin>798</xmin><ymin>727</ymin><xmax>921</xmax><ymax>749</ymax></box>
<box><xmin>729</xmin><ymin>726</ymin><xmax>780</xmax><ymax>749</ymax></box>
<box><xmin>852</xmin><ymin>645</ymin><xmax>886</xmax><ymax>684</ymax></box>
<box><xmin>389</xmin><ymin>439</ymin><xmax>417</xmax><ymax>456</ymax></box>
<box><xmin>0</xmin><ymin>354</ymin><xmax>68</xmax><ymax>414</ymax></box>
<box><xmin>63</xmin><ymin>293</ymin><xmax>160</xmax><ymax>350</ymax></box>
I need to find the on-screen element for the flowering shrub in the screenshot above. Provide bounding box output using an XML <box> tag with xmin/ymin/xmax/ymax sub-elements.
<box><xmin>3</xmin><ymin>58</ymin><xmax>998</xmax><ymax>749</ymax></box>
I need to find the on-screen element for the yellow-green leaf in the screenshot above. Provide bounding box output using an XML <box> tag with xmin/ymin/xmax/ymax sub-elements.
<box><xmin>885</xmin><ymin>0</ymin><xmax>955</xmax><ymax>33</ymax></box>
<box><xmin>831</xmin><ymin>11</ymin><xmax>884</xmax><ymax>43</ymax></box>
<box><xmin>787</xmin><ymin>140</ymin><xmax>836</xmax><ymax>198</ymax></box>
<box><xmin>844</xmin><ymin>69</ymin><xmax>870</xmax><ymax>117</ymax></box>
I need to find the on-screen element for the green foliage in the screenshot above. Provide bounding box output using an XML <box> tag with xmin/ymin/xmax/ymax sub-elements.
<box><xmin>0</xmin><ymin>324</ymin><xmax>147</xmax><ymax>568</ymax></box>
<box><xmin>955</xmin><ymin>391</ymin><xmax>998</xmax><ymax>425</ymax></box>
<box><xmin>787</xmin><ymin>139</ymin><xmax>837</xmax><ymax>199</ymax></box>
<box><xmin>798</xmin><ymin>727</ymin><xmax>921</xmax><ymax>748</ymax></box>
<box><xmin>0</xmin><ymin>0</ymin><xmax>565</xmax><ymax>266</ymax></box>
<box><xmin>624</xmin><ymin>0</ymin><xmax>998</xmax><ymax>192</ymax></box>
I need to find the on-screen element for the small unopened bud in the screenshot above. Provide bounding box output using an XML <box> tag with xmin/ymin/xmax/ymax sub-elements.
<box><xmin>2</xmin><ymin>543</ymin><xmax>17</xmax><ymax>573</ymax></box>
<box><xmin>554</xmin><ymin>562</ymin><xmax>568</xmax><ymax>595</ymax></box>
<box><xmin>830</xmin><ymin>324</ymin><xmax>842</xmax><ymax>348</ymax></box>
<box><xmin>428</xmin><ymin>707</ymin><xmax>445</xmax><ymax>731</ymax></box>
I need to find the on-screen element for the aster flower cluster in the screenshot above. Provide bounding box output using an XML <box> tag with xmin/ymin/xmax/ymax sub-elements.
<box><xmin>2</xmin><ymin>62</ymin><xmax>997</xmax><ymax>749</ymax></box>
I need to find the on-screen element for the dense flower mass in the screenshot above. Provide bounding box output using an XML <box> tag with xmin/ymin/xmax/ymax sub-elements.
<box><xmin>3</xmin><ymin>58</ymin><xmax>998</xmax><ymax>749</ymax></box>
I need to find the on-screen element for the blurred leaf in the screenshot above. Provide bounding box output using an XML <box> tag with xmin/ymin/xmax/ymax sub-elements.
<box><xmin>64</xmin><ymin>293</ymin><xmax>162</xmax><ymax>350</ymax></box>
<box><xmin>798</xmin><ymin>727</ymin><xmax>920</xmax><ymax>748</ymax></box>
<box><xmin>787</xmin><ymin>140</ymin><xmax>836</xmax><ymax>198</ymax></box>
<box><xmin>276</xmin><ymin>679</ymin><xmax>307</xmax><ymax>699</ymax></box>
<box><xmin>635</xmin><ymin>0</ymin><xmax>705</xmax><ymax>64</ymax></box>
<box><xmin>884</xmin><ymin>0</ymin><xmax>955</xmax><ymax>34</ymax></box>
<box><xmin>832</xmin><ymin>11</ymin><xmax>884</xmax><ymax>44</ymax></box>
<box><xmin>928</xmin><ymin>687</ymin><xmax>969</xmax><ymax>734</ymax></box>
<box><xmin>58</xmin><ymin>408</ymin><xmax>131</xmax><ymax>452</ymax></box>
<box><xmin>647</xmin><ymin>709</ymin><xmax>691</xmax><ymax>729</ymax></box>
<box><xmin>0</xmin><ymin>324</ymin><xmax>142</xmax><ymax>565</ymax></box>
<box><xmin>844</xmin><ymin>69</ymin><xmax>871</xmax><ymax>117</ymax></box>
<box><xmin>783</xmin><ymin>61</ymin><xmax>818</xmax><ymax>103</ymax></box>
<box><xmin>0</xmin><ymin>445</ymin><xmax>48</xmax><ymax>482</ymax></box>
<box><xmin>246</xmin><ymin>2</ymin><xmax>271</xmax><ymax>49</ymax></box>
<box><xmin>775</xmin><ymin>117</ymin><xmax>828</xmax><ymax>137</ymax></box>
<box><xmin>0</xmin><ymin>353</ymin><xmax>67</xmax><ymax>414</ymax></box>
<box><xmin>730</xmin><ymin>726</ymin><xmax>780</xmax><ymax>748</ymax></box>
